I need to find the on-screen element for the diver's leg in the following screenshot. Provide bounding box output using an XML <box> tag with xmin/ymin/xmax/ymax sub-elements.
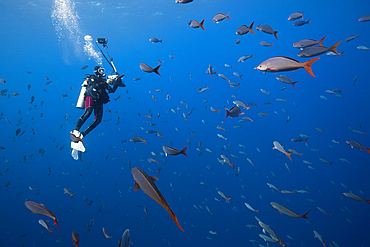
<box><xmin>82</xmin><ymin>102</ymin><xmax>103</xmax><ymax>136</ymax></box>
<box><xmin>75</xmin><ymin>96</ymin><xmax>93</xmax><ymax>131</ymax></box>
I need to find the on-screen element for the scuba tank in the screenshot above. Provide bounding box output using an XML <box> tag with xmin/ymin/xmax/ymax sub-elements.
<box><xmin>76</xmin><ymin>78</ymin><xmax>89</xmax><ymax>109</ymax></box>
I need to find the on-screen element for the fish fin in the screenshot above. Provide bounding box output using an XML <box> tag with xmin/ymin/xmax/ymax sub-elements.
<box><xmin>318</xmin><ymin>36</ymin><xmax>326</xmax><ymax>46</ymax></box>
<box><xmin>270</xmin><ymin>43</ymin><xmax>274</xmax><ymax>49</ymax></box>
<box><xmin>249</xmin><ymin>21</ymin><xmax>255</xmax><ymax>34</ymax></box>
<box><xmin>224</xmin><ymin>106</ymin><xmax>229</xmax><ymax>120</ymax></box>
<box><xmin>274</xmin><ymin>31</ymin><xmax>278</xmax><ymax>40</ymax></box>
<box><xmin>339</xmin><ymin>50</ymin><xmax>345</xmax><ymax>56</ymax></box>
<box><xmin>292</xmin><ymin>81</ymin><xmax>298</xmax><ymax>88</ymax></box>
<box><xmin>153</xmin><ymin>65</ymin><xmax>162</xmax><ymax>77</ymax></box>
<box><xmin>365</xmin><ymin>148</ymin><xmax>370</xmax><ymax>155</ymax></box>
<box><xmin>200</xmin><ymin>19</ymin><xmax>205</xmax><ymax>31</ymax></box>
<box><xmin>302</xmin><ymin>57</ymin><xmax>320</xmax><ymax>77</ymax></box>
<box><xmin>167</xmin><ymin>207</ymin><xmax>185</xmax><ymax>232</ymax></box>
<box><xmin>307</xmin><ymin>18</ymin><xmax>312</xmax><ymax>24</ymax></box>
<box><xmin>302</xmin><ymin>209</ymin><xmax>311</xmax><ymax>218</ymax></box>
<box><xmin>246</xmin><ymin>107</ymin><xmax>250</xmax><ymax>111</ymax></box>
<box><xmin>54</xmin><ymin>218</ymin><xmax>60</xmax><ymax>232</ymax></box>
<box><xmin>181</xmin><ymin>146</ymin><xmax>188</xmax><ymax>157</ymax></box>
<box><xmin>150</xmin><ymin>176</ymin><xmax>159</xmax><ymax>182</ymax></box>
<box><xmin>286</xmin><ymin>151</ymin><xmax>294</xmax><ymax>163</ymax></box>
<box><xmin>134</xmin><ymin>181</ymin><xmax>141</xmax><ymax>192</ymax></box>
<box><xmin>329</xmin><ymin>41</ymin><xmax>342</xmax><ymax>55</ymax></box>
<box><xmin>160</xmin><ymin>39</ymin><xmax>163</xmax><ymax>44</ymax></box>
<box><xmin>226</xmin><ymin>12</ymin><xmax>231</xmax><ymax>20</ymax></box>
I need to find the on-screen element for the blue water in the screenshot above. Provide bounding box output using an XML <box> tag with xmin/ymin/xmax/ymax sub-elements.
<box><xmin>1</xmin><ymin>0</ymin><xmax>370</xmax><ymax>246</ymax></box>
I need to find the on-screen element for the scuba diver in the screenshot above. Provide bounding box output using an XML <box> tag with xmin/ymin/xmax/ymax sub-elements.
<box><xmin>73</xmin><ymin>65</ymin><xmax>124</xmax><ymax>137</ymax></box>
<box><xmin>71</xmin><ymin>37</ymin><xmax>124</xmax><ymax>160</ymax></box>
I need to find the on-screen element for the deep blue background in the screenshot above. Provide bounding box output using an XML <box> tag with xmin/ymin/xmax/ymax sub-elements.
<box><xmin>1</xmin><ymin>0</ymin><xmax>370</xmax><ymax>246</ymax></box>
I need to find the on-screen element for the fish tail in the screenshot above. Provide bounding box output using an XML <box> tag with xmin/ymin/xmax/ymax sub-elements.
<box><xmin>286</xmin><ymin>151</ymin><xmax>294</xmax><ymax>163</ymax></box>
<box><xmin>181</xmin><ymin>146</ymin><xmax>188</xmax><ymax>157</ymax></box>
<box><xmin>54</xmin><ymin>218</ymin><xmax>60</xmax><ymax>232</ymax></box>
<box><xmin>304</xmin><ymin>139</ymin><xmax>308</xmax><ymax>143</ymax></box>
<box><xmin>160</xmin><ymin>39</ymin><xmax>163</xmax><ymax>44</ymax></box>
<box><xmin>340</xmin><ymin>50</ymin><xmax>345</xmax><ymax>56</ymax></box>
<box><xmin>226</xmin><ymin>12</ymin><xmax>231</xmax><ymax>20</ymax></box>
<box><xmin>246</xmin><ymin>107</ymin><xmax>250</xmax><ymax>111</ymax></box>
<box><xmin>200</xmin><ymin>19</ymin><xmax>206</xmax><ymax>31</ymax></box>
<box><xmin>292</xmin><ymin>81</ymin><xmax>298</xmax><ymax>88</ymax></box>
<box><xmin>270</xmin><ymin>43</ymin><xmax>274</xmax><ymax>49</ymax></box>
<box><xmin>274</xmin><ymin>31</ymin><xmax>278</xmax><ymax>40</ymax></box>
<box><xmin>307</xmin><ymin>18</ymin><xmax>312</xmax><ymax>24</ymax></box>
<box><xmin>168</xmin><ymin>208</ymin><xmax>185</xmax><ymax>232</ymax></box>
<box><xmin>266</xmin><ymin>112</ymin><xmax>268</xmax><ymax>116</ymax></box>
<box><xmin>302</xmin><ymin>57</ymin><xmax>320</xmax><ymax>77</ymax></box>
<box><xmin>302</xmin><ymin>209</ymin><xmax>311</xmax><ymax>218</ymax></box>
<box><xmin>365</xmin><ymin>148</ymin><xmax>370</xmax><ymax>155</ymax></box>
<box><xmin>329</xmin><ymin>41</ymin><xmax>342</xmax><ymax>55</ymax></box>
<box><xmin>224</xmin><ymin>106</ymin><xmax>229</xmax><ymax>120</ymax></box>
<box><xmin>250</xmin><ymin>21</ymin><xmax>255</xmax><ymax>34</ymax></box>
<box><xmin>144</xmin><ymin>140</ymin><xmax>147</xmax><ymax>145</ymax></box>
<box><xmin>153</xmin><ymin>65</ymin><xmax>162</xmax><ymax>77</ymax></box>
<box><xmin>217</xmin><ymin>109</ymin><xmax>220</xmax><ymax>114</ymax></box>
<box><xmin>318</xmin><ymin>36</ymin><xmax>326</xmax><ymax>46</ymax></box>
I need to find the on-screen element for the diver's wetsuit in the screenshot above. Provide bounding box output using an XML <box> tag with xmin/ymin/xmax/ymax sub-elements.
<box><xmin>75</xmin><ymin>74</ymin><xmax>118</xmax><ymax>136</ymax></box>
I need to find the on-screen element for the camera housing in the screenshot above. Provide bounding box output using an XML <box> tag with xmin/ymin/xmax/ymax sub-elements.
<box><xmin>97</xmin><ymin>38</ymin><xmax>108</xmax><ymax>45</ymax></box>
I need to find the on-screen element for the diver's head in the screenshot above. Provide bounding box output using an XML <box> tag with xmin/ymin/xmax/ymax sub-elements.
<box><xmin>94</xmin><ymin>66</ymin><xmax>105</xmax><ymax>76</ymax></box>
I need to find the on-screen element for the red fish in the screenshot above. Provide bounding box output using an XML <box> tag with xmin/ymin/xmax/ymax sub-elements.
<box><xmin>132</xmin><ymin>167</ymin><xmax>184</xmax><ymax>232</ymax></box>
<box><xmin>72</xmin><ymin>231</ymin><xmax>79</xmax><ymax>247</ymax></box>
<box><xmin>25</xmin><ymin>201</ymin><xmax>59</xmax><ymax>231</ymax></box>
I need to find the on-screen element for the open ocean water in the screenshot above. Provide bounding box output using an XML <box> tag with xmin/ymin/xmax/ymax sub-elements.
<box><xmin>1</xmin><ymin>0</ymin><xmax>370</xmax><ymax>246</ymax></box>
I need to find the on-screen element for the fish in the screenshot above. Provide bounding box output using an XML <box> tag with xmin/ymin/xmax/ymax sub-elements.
<box><xmin>317</xmin><ymin>207</ymin><xmax>332</xmax><ymax>216</ymax></box>
<box><xmin>235</xmin><ymin>39</ymin><xmax>241</xmax><ymax>45</ymax></box>
<box><xmin>149</xmin><ymin>37</ymin><xmax>163</xmax><ymax>43</ymax></box>
<box><xmin>313</xmin><ymin>230</ymin><xmax>326</xmax><ymax>247</ymax></box>
<box><xmin>288</xmin><ymin>11</ymin><xmax>303</xmax><ymax>21</ymax></box>
<box><xmin>207</xmin><ymin>64</ymin><xmax>217</xmax><ymax>79</ymax></box>
<box><xmin>319</xmin><ymin>158</ymin><xmax>333</xmax><ymax>165</ymax></box>
<box><xmin>276</xmin><ymin>75</ymin><xmax>298</xmax><ymax>87</ymax></box>
<box><xmin>210</xmin><ymin>106</ymin><xmax>220</xmax><ymax>113</ymax></box>
<box><xmin>70</xmin><ymin>132</ymin><xmax>86</xmax><ymax>144</ymax></box>
<box><xmin>236</xmin><ymin>21</ymin><xmax>255</xmax><ymax>35</ymax></box>
<box><xmin>343</xmin><ymin>192</ymin><xmax>370</xmax><ymax>203</ymax></box>
<box><xmin>220</xmin><ymin>154</ymin><xmax>235</xmax><ymax>169</ymax></box>
<box><xmin>345</xmin><ymin>34</ymin><xmax>359</xmax><ymax>42</ymax></box>
<box><xmin>102</xmin><ymin>227</ymin><xmax>112</xmax><ymax>238</ymax></box>
<box><xmin>212</xmin><ymin>12</ymin><xmax>231</xmax><ymax>23</ymax></box>
<box><xmin>293</xmin><ymin>36</ymin><xmax>326</xmax><ymax>48</ymax></box>
<box><xmin>218</xmin><ymin>190</ymin><xmax>231</xmax><ymax>202</ymax></box>
<box><xmin>291</xmin><ymin>137</ymin><xmax>308</xmax><ymax>143</ymax></box>
<box><xmin>64</xmin><ymin>188</ymin><xmax>74</xmax><ymax>199</ymax></box>
<box><xmin>271</xmin><ymin>202</ymin><xmax>311</xmax><ymax>218</ymax></box>
<box><xmin>188</xmin><ymin>19</ymin><xmax>205</xmax><ymax>31</ymax></box>
<box><xmin>38</xmin><ymin>219</ymin><xmax>54</xmax><ymax>234</ymax></box>
<box><xmin>256</xmin><ymin>24</ymin><xmax>278</xmax><ymax>40</ymax></box>
<box><xmin>293</xmin><ymin>18</ymin><xmax>311</xmax><ymax>26</ymax></box>
<box><xmin>81</xmin><ymin>65</ymin><xmax>88</xmax><ymax>70</ymax></box>
<box><xmin>357</xmin><ymin>45</ymin><xmax>370</xmax><ymax>50</ymax></box>
<box><xmin>132</xmin><ymin>167</ymin><xmax>184</xmax><ymax>232</ymax></box>
<box><xmin>255</xmin><ymin>56</ymin><xmax>320</xmax><ymax>77</ymax></box>
<box><xmin>273</xmin><ymin>141</ymin><xmax>293</xmax><ymax>163</ymax></box>
<box><xmin>162</xmin><ymin>145</ymin><xmax>188</xmax><ymax>157</ymax></box>
<box><xmin>260</xmin><ymin>41</ymin><xmax>274</xmax><ymax>48</ymax></box>
<box><xmin>233</xmin><ymin>100</ymin><xmax>250</xmax><ymax>110</ymax></box>
<box><xmin>258</xmin><ymin>221</ymin><xmax>286</xmax><ymax>246</ymax></box>
<box><xmin>72</xmin><ymin>231</ymin><xmax>79</xmax><ymax>247</ymax></box>
<box><xmin>176</xmin><ymin>0</ymin><xmax>193</xmax><ymax>3</ymax></box>
<box><xmin>218</xmin><ymin>73</ymin><xmax>230</xmax><ymax>82</ymax></box>
<box><xmin>346</xmin><ymin>140</ymin><xmax>370</xmax><ymax>154</ymax></box>
<box><xmin>244</xmin><ymin>202</ymin><xmax>259</xmax><ymax>212</ymax></box>
<box><xmin>225</xmin><ymin>105</ymin><xmax>244</xmax><ymax>119</ymax></box>
<box><xmin>139</xmin><ymin>63</ymin><xmax>161</xmax><ymax>76</ymax></box>
<box><xmin>130</xmin><ymin>136</ymin><xmax>147</xmax><ymax>145</ymax></box>
<box><xmin>118</xmin><ymin>229</ymin><xmax>130</xmax><ymax>247</ymax></box>
<box><xmin>267</xmin><ymin>183</ymin><xmax>280</xmax><ymax>192</ymax></box>
<box><xmin>297</xmin><ymin>41</ymin><xmax>342</xmax><ymax>57</ymax></box>
<box><xmin>238</xmin><ymin>54</ymin><xmax>253</xmax><ymax>62</ymax></box>
<box><xmin>86</xmin><ymin>219</ymin><xmax>94</xmax><ymax>233</ymax></box>
<box><xmin>198</xmin><ymin>86</ymin><xmax>209</xmax><ymax>93</ymax></box>
<box><xmin>24</xmin><ymin>201</ymin><xmax>59</xmax><ymax>231</ymax></box>
<box><xmin>358</xmin><ymin>15</ymin><xmax>370</xmax><ymax>22</ymax></box>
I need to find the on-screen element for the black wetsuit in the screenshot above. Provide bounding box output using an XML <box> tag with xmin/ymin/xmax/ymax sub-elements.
<box><xmin>75</xmin><ymin>74</ymin><xmax>118</xmax><ymax>136</ymax></box>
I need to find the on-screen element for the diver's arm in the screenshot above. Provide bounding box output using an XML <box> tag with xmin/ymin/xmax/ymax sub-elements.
<box><xmin>107</xmin><ymin>84</ymin><xmax>118</xmax><ymax>93</ymax></box>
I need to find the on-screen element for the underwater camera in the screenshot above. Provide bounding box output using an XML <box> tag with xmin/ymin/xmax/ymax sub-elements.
<box><xmin>97</xmin><ymin>38</ymin><xmax>108</xmax><ymax>45</ymax></box>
